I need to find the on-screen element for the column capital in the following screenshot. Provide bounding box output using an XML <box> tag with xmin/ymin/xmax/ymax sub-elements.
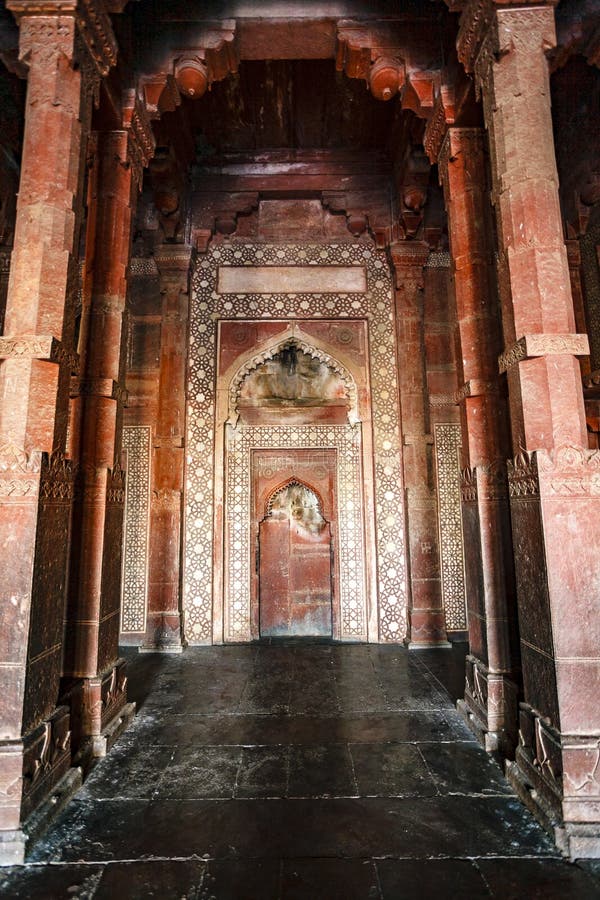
<box><xmin>457</xmin><ymin>0</ymin><xmax>557</xmax><ymax>81</ymax></box>
<box><xmin>153</xmin><ymin>244</ymin><xmax>195</xmax><ymax>277</ymax></box>
<box><xmin>389</xmin><ymin>242</ymin><xmax>430</xmax><ymax>288</ymax></box>
<box><xmin>8</xmin><ymin>0</ymin><xmax>117</xmax><ymax>78</ymax></box>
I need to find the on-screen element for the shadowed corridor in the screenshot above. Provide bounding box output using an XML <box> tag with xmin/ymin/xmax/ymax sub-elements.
<box><xmin>1</xmin><ymin>643</ymin><xmax>599</xmax><ymax>899</ymax></box>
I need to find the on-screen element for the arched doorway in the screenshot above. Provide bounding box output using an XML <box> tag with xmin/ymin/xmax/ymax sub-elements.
<box><xmin>259</xmin><ymin>480</ymin><xmax>333</xmax><ymax>638</ymax></box>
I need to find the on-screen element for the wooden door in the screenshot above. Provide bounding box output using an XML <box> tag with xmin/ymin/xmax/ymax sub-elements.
<box><xmin>259</xmin><ymin>483</ymin><xmax>332</xmax><ymax>638</ymax></box>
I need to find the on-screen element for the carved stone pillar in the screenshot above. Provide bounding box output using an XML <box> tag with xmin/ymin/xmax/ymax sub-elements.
<box><xmin>459</xmin><ymin>0</ymin><xmax>600</xmax><ymax>857</ymax></box>
<box><xmin>437</xmin><ymin>127</ymin><xmax>519</xmax><ymax>752</ymax></box>
<box><xmin>391</xmin><ymin>242</ymin><xmax>448</xmax><ymax>647</ymax></box>
<box><xmin>64</xmin><ymin>97</ymin><xmax>154</xmax><ymax>756</ymax></box>
<box><xmin>0</xmin><ymin>0</ymin><xmax>116</xmax><ymax>864</ymax></box>
<box><xmin>142</xmin><ymin>245</ymin><xmax>192</xmax><ymax>652</ymax></box>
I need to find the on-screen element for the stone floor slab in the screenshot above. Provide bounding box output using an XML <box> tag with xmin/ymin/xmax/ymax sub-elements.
<box><xmin>5</xmin><ymin>641</ymin><xmax>599</xmax><ymax>898</ymax></box>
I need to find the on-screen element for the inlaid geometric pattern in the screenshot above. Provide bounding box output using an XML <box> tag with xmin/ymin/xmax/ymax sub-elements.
<box><xmin>227</xmin><ymin>425</ymin><xmax>364</xmax><ymax>641</ymax></box>
<box><xmin>185</xmin><ymin>242</ymin><xmax>408</xmax><ymax>643</ymax></box>
<box><xmin>580</xmin><ymin>225</ymin><xmax>600</xmax><ymax>371</ymax></box>
<box><xmin>434</xmin><ymin>423</ymin><xmax>467</xmax><ymax>631</ymax></box>
<box><xmin>121</xmin><ymin>425</ymin><xmax>151</xmax><ymax>634</ymax></box>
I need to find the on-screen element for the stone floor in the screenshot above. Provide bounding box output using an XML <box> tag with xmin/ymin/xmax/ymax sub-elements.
<box><xmin>2</xmin><ymin>641</ymin><xmax>600</xmax><ymax>899</ymax></box>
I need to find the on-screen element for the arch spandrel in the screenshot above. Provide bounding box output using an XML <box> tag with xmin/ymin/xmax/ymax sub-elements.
<box><xmin>227</xmin><ymin>333</ymin><xmax>360</xmax><ymax>426</ymax></box>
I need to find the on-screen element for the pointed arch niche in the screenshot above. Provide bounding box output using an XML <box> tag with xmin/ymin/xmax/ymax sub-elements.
<box><xmin>184</xmin><ymin>242</ymin><xmax>409</xmax><ymax>645</ymax></box>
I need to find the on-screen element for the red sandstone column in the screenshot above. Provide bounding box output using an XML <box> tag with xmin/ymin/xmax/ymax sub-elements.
<box><xmin>435</xmin><ymin>127</ymin><xmax>520</xmax><ymax>752</ymax></box>
<box><xmin>391</xmin><ymin>242</ymin><xmax>449</xmax><ymax>647</ymax></box>
<box><xmin>0</xmin><ymin>0</ymin><xmax>116</xmax><ymax>863</ymax></box>
<box><xmin>142</xmin><ymin>245</ymin><xmax>192</xmax><ymax>652</ymax></box>
<box><xmin>64</xmin><ymin>96</ymin><xmax>154</xmax><ymax>755</ymax></box>
<box><xmin>458</xmin><ymin>0</ymin><xmax>600</xmax><ymax>857</ymax></box>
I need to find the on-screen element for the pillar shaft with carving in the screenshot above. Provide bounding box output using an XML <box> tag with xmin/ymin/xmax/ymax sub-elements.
<box><xmin>143</xmin><ymin>246</ymin><xmax>192</xmax><ymax>652</ymax></box>
<box><xmin>65</xmin><ymin>104</ymin><xmax>154</xmax><ymax>755</ymax></box>
<box><xmin>0</xmin><ymin>0</ymin><xmax>116</xmax><ymax>864</ymax></box>
<box><xmin>391</xmin><ymin>242</ymin><xmax>448</xmax><ymax>647</ymax></box>
<box><xmin>459</xmin><ymin>0</ymin><xmax>600</xmax><ymax>856</ymax></box>
<box><xmin>437</xmin><ymin>127</ymin><xmax>519</xmax><ymax>751</ymax></box>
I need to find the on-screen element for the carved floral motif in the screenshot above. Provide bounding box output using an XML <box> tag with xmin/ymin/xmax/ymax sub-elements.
<box><xmin>39</xmin><ymin>450</ymin><xmax>76</xmax><ymax>503</ymax></box>
<box><xmin>537</xmin><ymin>445</ymin><xmax>600</xmax><ymax>497</ymax></box>
<box><xmin>508</xmin><ymin>451</ymin><xmax>540</xmax><ymax>499</ymax></box>
<box><xmin>499</xmin><ymin>334</ymin><xmax>589</xmax><ymax>373</ymax></box>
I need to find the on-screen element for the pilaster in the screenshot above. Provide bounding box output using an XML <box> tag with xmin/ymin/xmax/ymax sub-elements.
<box><xmin>390</xmin><ymin>241</ymin><xmax>448</xmax><ymax>648</ymax></box>
<box><xmin>0</xmin><ymin>0</ymin><xmax>118</xmax><ymax>864</ymax></box>
<box><xmin>142</xmin><ymin>245</ymin><xmax>193</xmax><ymax>652</ymax></box>
<box><xmin>458</xmin><ymin>0</ymin><xmax>600</xmax><ymax>856</ymax></box>
<box><xmin>438</xmin><ymin>127</ymin><xmax>519</xmax><ymax>752</ymax></box>
<box><xmin>64</xmin><ymin>94</ymin><xmax>153</xmax><ymax>755</ymax></box>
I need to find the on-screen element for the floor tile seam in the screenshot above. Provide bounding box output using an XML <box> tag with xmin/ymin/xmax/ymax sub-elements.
<box><xmin>112</xmin><ymin>740</ymin><xmax>481</xmax><ymax>751</ymax></box>
<box><xmin>68</xmin><ymin>794</ymin><xmax>535</xmax><ymax>805</ymax></box>
<box><xmin>27</xmin><ymin>852</ymin><xmax>565</xmax><ymax>868</ymax></box>
<box><xmin>471</xmin><ymin>857</ymin><xmax>495</xmax><ymax>896</ymax></box>
<box><xmin>115</xmin><ymin>739</ymin><xmax>479</xmax><ymax>749</ymax></box>
<box><xmin>72</xmin><ymin>789</ymin><xmax>520</xmax><ymax>802</ymax></box>
<box><xmin>346</xmin><ymin>742</ymin><xmax>360</xmax><ymax>798</ymax></box>
<box><xmin>7</xmin><ymin>851</ymin><xmax>567</xmax><ymax>868</ymax></box>
<box><xmin>135</xmin><ymin>709</ymin><xmax>465</xmax><ymax>718</ymax></box>
<box><xmin>413</xmin><ymin>742</ymin><xmax>442</xmax><ymax>797</ymax></box>
<box><xmin>230</xmin><ymin>743</ymin><xmax>246</xmax><ymax>800</ymax></box>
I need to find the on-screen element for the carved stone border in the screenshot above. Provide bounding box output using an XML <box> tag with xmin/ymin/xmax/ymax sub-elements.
<box><xmin>184</xmin><ymin>241</ymin><xmax>408</xmax><ymax>644</ymax></box>
<box><xmin>120</xmin><ymin>426</ymin><xmax>151</xmax><ymax>634</ymax></box>
<box><xmin>226</xmin><ymin>424</ymin><xmax>366</xmax><ymax>642</ymax></box>
<box><xmin>498</xmin><ymin>333</ymin><xmax>590</xmax><ymax>373</ymax></box>
<box><xmin>434</xmin><ymin>423</ymin><xmax>467</xmax><ymax>631</ymax></box>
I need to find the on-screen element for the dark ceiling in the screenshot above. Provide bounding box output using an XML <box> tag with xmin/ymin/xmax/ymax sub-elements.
<box><xmin>186</xmin><ymin>59</ymin><xmax>399</xmax><ymax>155</ymax></box>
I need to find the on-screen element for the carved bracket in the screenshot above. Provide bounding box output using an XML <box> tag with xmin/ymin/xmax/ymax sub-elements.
<box><xmin>168</xmin><ymin>21</ymin><xmax>238</xmax><ymax>100</ymax></box>
<box><xmin>0</xmin><ymin>334</ymin><xmax>80</xmax><ymax>373</ymax></box>
<box><xmin>336</xmin><ymin>20</ymin><xmax>406</xmax><ymax>102</ymax></box>
<box><xmin>122</xmin><ymin>89</ymin><xmax>156</xmax><ymax>189</ymax></box>
<box><xmin>423</xmin><ymin>85</ymin><xmax>456</xmax><ymax>164</ymax></box>
<box><xmin>498</xmin><ymin>333</ymin><xmax>590</xmax><ymax>373</ymax></box>
<box><xmin>454</xmin><ymin>379</ymin><xmax>497</xmax><ymax>402</ymax></box>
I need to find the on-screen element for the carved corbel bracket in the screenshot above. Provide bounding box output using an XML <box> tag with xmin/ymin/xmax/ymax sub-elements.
<box><xmin>423</xmin><ymin>85</ymin><xmax>456</xmax><ymax>164</ymax></box>
<box><xmin>336</xmin><ymin>21</ymin><xmax>406</xmax><ymax>101</ymax></box>
<box><xmin>172</xmin><ymin>20</ymin><xmax>238</xmax><ymax>99</ymax></box>
<box><xmin>122</xmin><ymin>89</ymin><xmax>156</xmax><ymax>189</ymax></box>
<box><xmin>498</xmin><ymin>333</ymin><xmax>590</xmax><ymax>374</ymax></box>
<box><xmin>192</xmin><ymin>191</ymin><xmax>259</xmax><ymax>242</ymax></box>
<box><xmin>139</xmin><ymin>74</ymin><xmax>182</xmax><ymax>120</ymax></box>
<box><xmin>401</xmin><ymin>71</ymin><xmax>436</xmax><ymax>119</ymax></box>
<box><xmin>0</xmin><ymin>334</ymin><xmax>80</xmax><ymax>373</ymax></box>
<box><xmin>322</xmin><ymin>191</ymin><xmax>389</xmax><ymax>243</ymax></box>
<box><xmin>456</xmin><ymin>0</ymin><xmax>495</xmax><ymax>75</ymax></box>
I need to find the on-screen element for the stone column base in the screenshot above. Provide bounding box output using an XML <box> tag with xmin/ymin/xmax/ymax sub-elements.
<box><xmin>459</xmin><ymin>655</ymin><xmax>518</xmax><ymax>755</ymax></box>
<box><xmin>67</xmin><ymin>658</ymin><xmax>130</xmax><ymax>753</ymax></box>
<box><xmin>507</xmin><ymin>703</ymin><xmax>600</xmax><ymax>859</ymax></box>
<box><xmin>0</xmin><ymin>830</ymin><xmax>26</xmax><ymax>867</ymax></box>
<box><xmin>0</xmin><ymin>705</ymin><xmax>74</xmax><ymax>866</ymax></box>
<box><xmin>141</xmin><ymin>611</ymin><xmax>184</xmax><ymax>653</ymax></box>
<box><xmin>407</xmin><ymin>608</ymin><xmax>450</xmax><ymax>648</ymax></box>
